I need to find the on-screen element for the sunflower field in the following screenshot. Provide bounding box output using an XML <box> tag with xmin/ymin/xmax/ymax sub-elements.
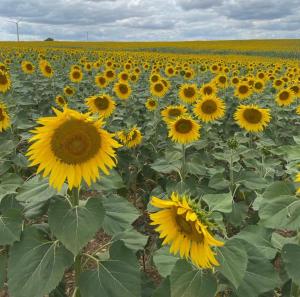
<box><xmin>0</xmin><ymin>41</ymin><xmax>300</xmax><ymax>297</ymax></box>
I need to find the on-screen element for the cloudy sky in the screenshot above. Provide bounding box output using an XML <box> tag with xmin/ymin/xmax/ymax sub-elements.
<box><xmin>0</xmin><ymin>0</ymin><xmax>299</xmax><ymax>41</ymax></box>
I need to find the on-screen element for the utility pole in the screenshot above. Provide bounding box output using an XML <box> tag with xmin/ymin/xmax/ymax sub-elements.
<box><xmin>7</xmin><ymin>19</ymin><xmax>22</xmax><ymax>41</ymax></box>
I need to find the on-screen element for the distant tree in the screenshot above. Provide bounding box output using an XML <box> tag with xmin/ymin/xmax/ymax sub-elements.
<box><xmin>44</xmin><ymin>37</ymin><xmax>54</xmax><ymax>41</ymax></box>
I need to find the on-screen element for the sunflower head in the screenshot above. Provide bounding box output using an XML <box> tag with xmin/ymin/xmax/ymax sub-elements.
<box><xmin>39</xmin><ymin>60</ymin><xmax>54</xmax><ymax>78</ymax></box>
<box><xmin>193</xmin><ymin>95</ymin><xmax>226</xmax><ymax>123</ymax></box>
<box><xmin>168</xmin><ymin>115</ymin><xmax>200</xmax><ymax>144</ymax></box>
<box><xmin>179</xmin><ymin>83</ymin><xmax>198</xmax><ymax>104</ymax></box>
<box><xmin>21</xmin><ymin>61</ymin><xmax>35</xmax><ymax>74</ymax></box>
<box><xmin>95</xmin><ymin>74</ymin><xmax>108</xmax><ymax>88</ymax></box>
<box><xmin>150</xmin><ymin>193</ymin><xmax>224</xmax><ymax>269</ymax></box>
<box><xmin>26</xmin><ymin>108</ymin><xmax>121</xmax><ymax>190</ymax></box>
<box><xmin>151</xmin><ymin>81</ymin><xmax>167</xmax><ymax>98</ymax></box>
<box><xmin>113</xmin><ymin>81</ymin><xmax>132</xmax><ymax>100</ymax></box>
<box><xmin>0</xmin><ymin>102</ymin><xmax>11</xmax><ymax>132</ymax></box>
<box><xmin>117</xmin><ymin>126</ymin><xmax>142</xmax><ymax>148</ymax></box>
<box><xmin>200</xmin><ymin>83</ymin><xmax>217</xmax><ymax>97</ymax></box>
<box><xmin>145</xmin><ymin>98</ymin><xmax>158</xmax><ymax>111</ymax></box>
<box><xmin>276</xmin><ymin>89</ymin><xmax>295</xmax><ymax>106</ymax></box>
<box><xmin>234</xmin><ymin>104</ymin><xmax>271</xmax><ymax>132</ymax></box>
<box><xmin>70</xmin><ymin>69</ymin><xmax>83</xmax><ymax>83</ymax></box>
<box><xmin>235</xmin><ymin>83</ymin><xmax>252</xmax><ymax>100</ymax></box>
<box><xmin>85</xmin><ymin>94</ymin><xmax>116</xmax><ymax>118</ymax></box>
<box><xmin>64</xmin><ymin>86</ymin><xmax>75</xmax><ymax>96</ymax></box>
<box><xmin>161</xmin><ymin>105</ymin><xmax>187</xmax><ymax>124</ymax></box>
<box><xmin>55</xmin><ymin>95</ymin><xmax>67</xmax><ymax>107</ymax></box>
<box><xmin>0</xmin><ymin>70</ymin><xmax>11</xmax><ymax>93</ymax></box>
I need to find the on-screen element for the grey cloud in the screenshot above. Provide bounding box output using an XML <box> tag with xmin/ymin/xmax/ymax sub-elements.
<box><xmin>175</xmin><ymin>0</ymin><xmax>224</xmax><ymax>10</ymax></box>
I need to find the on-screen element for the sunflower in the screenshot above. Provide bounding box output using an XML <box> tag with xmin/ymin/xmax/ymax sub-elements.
<box><xmin>231</xmin><ymin>76</ymin><xmax>240</xmax><ymax>86</ymax></box>
<box><xmin>149</xmin><ymin>73</ymin><xmax>161</xmax><ymax>84</ymax></box>
<box><xmin>161</xmin><ymin>105</ymin><xmax>187</xmax><ymax>124</ymax></box>
<box><xmin>95</xmin><ymin>74</ymin><xmax>108</xmax><ymax>89</ymax></box>
<box><xmin>0</xmin><ymin>70</ymin><xmax>11</xmax><ymax>93</ymax></box>
<box><xmin>85</xmin><ymin>94</ymin><xmax>115</xmax><ymax>118</ymax></box>
<box><xmin>168</xmin><ymin>115</ymin><xmax>200</xmax><ymax>144</ymax></box>
<box><xmin>39</xmin><ymin>60</ymin><xmax>54</xmax><ymax>78</ymax></box>
<box><xmin>150</xmin><ymin>81</ymin><xmax>167</xmax><ymax>98</ymax></box>
<box><xmin>234</xmin><ymin>83</ymin><xmax>252</xmax><ymax>100</ymax></box>
<box><xmin>26</xmin><ymin>108</ymin><xmax>121</xmax><ymax>190</ymax></box>
<box><xmin>21</xmin><ymin>61</ymin><xmax>35</xmax><ymax>74</ymax></box>
<box><xmin>113</xmin><ymin>81</ymin><xmax>132</xmax><ymax>100</ymax></box>
<box><xmin>179</xmin><ymin>84</ymin><xmax>198</xmax><ymax>104</ymax></box>
<box><xmin>234</xmin><ymin>104</ymin><xmax>271</xmax><ymax>132</ymax></box>
<box><xmin>296</xmin><ymin>173</ymin><xmax>300</xmax><ymax>194</ymax></box>
<box><xmin>104</xmin><ymin>69</ymin><xmax>115</xmax><ymax>81</ymax></box>
<box><xmin>194</xmin><ymin>96</ymin><xmax>226</xmax><ymax>123</ymax></box>
<box><xmin>118</xmin><ymin>71</ymin><xmax>129</xmax><ymax>82</ymax></box>
<box><xmin>276</xmin><ymin>89</ymin><xmax>295</xmax><ymax>106</ymax></box>
<box><xmin>70</xmin><ymin>69</ymin><xmax>83</xmax><ymax>83</ymax></box>
<box><xmin>273</xmin><ymin>79</ymin><xmax>284</xmax><ymax>89</ymax></box>
<box><xmin>55</xmin><ymin>95</ymin><xmax>67</xmax><ymax>107</ymax></box>
<box><xmin>253</xmin><ymin>80</ymin><xmax>265</xmax><ymax>93</ymax></box>
<box><xmin>64</xmin><ymin>86</ymin><xmax>75</xmax><ymax>97</ymax></box>
<box><xmin>117</xmin><ymin>126</ymin><xmax>142</xmax><ymax>148</ymax></box>
<box><xmin>0</xmin><ymin>102</ymin><xmax>11</xmax><ymax>132</ymax></box>
<box><xmin>215</xmin><ymin>74</ymin><xmax>228</xmax><ymax>88</ymax></box>
<box><xmin>145</xmin><ymin>98</ymin><xmax>158</xmax><ymax>111</ymax></box>
<box><xmin>290</xmin><ymin>85</ymin><xmax>300</xmax><ymax>97</ymax></box>
<box><xmin>150</xmin><ymin>193</ymin><xmax>224</xmax><ymax>269</ymax></box>
<box><xmin>165</xmin><ymin>66</ymin><xmax>175</xmax><ymax>77</ymax></box>
<box><xmin>199</xmin><ymin>83</ymin><xmax>217</xmax><ymax>97</ymax></box>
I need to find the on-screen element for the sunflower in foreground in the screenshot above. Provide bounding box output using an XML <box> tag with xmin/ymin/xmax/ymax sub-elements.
<box><xmin>150</xmin><ymin>193</ymin><xmax>224</xmax><ymax>269</ymax></box>
<box><xmin>168</xmin><ymin>115</ymin><xmax>200</xmax><ymax>144</ymax></box>
<box><xmin>145</xmin><ymin>98</ymin><xmax>158</xmax><ymax>111</ymax></box>
<box><xmin>117</xmin><ymin>126</ymin><xmax>142</xmax><ymax>148</ymax></box>
<box><xmin>0</xmin><ymin>70</ymin><xmax>11</xmax><ymax>93</ymax></box>
<box><xmin>179</xmin><ymin>83</ymin><xmax>198</xmax><ymax>104</ymax></box>
<box><xmin>193</xmin><ymin>96</ymin><xmax>226</xmax><ymax>123</ymax></box>
<box><xmin>26</xmin><ymin>108</ymin><xmax>121</xmax><ymax>190</ymax></box>
<box><xmin>161</xmin><ymin>105</ymin><xmax>187</xmax><ymax>124</ymax></box>
<box><xmin>0</xmin><ymin>102</ymin><xmax>11</xmax><ymax>132</ymax></box>
<box><xmin>85</xmin><ymin>94</ymin><xmax>116</xmax><ymax>118</ymax></box>
<box><xmin>234</xmin><ymin>104</ymin><xmax>271</xmax><ymax>132</ymax></box>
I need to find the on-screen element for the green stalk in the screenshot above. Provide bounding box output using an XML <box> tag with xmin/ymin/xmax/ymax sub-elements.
<box><xmin>229</xmin><ymin>149</ymin><xmax>234</xmax><ymax>194</ymax></box>
<box><xmin>181</xmin><ymin>144</ymin><xmax>186</xmax><ymax>181</ymax></box>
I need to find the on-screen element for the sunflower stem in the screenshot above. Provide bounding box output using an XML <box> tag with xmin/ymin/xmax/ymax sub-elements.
<box><xmin>229</xmin><ymin>149</ymin><xmax>235</xmax><ymax>193</ymax></box>
<box><xmin>181</xmin><ymin>144</ymin><xmax>186</xmax><ymax>182</ymax></box>
<box><xmin>74</xmin><ymin>254</ymin><xmax>82</xmax><ymax>297</ymax></box>
<box><xmin>71</xmin><ymin>187</ymin><xmax>80</xmax><ymax>206</ymax></box>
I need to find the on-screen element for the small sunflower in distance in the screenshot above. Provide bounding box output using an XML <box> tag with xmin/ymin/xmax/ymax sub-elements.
<box><xmin>26</xmin><ymin>108</ymin><xmax>121</xmax><ymax>191</ymax></box>
<box><xmin>55</xmin><ymin>95</ymin><xmax>67</xmax><ymax>108</ymax></box>
<box><xmin>150</xmin><ymin>81</ymin><xmax>167</xmax><ymax>98</ymax></box>
<box><xmin>150</xmin><ymin>193</ymin><xmax>224</xmax><ymax>269</ymax></box>
<box><xmin>235</xmin><ymin>83</ymin><xmax>252</xmax><ymax>100</ymax></box>
<box><xmin>95</xmin><ymin>74</ymin><xmax>108</xmax><ymax>89</ymax></box>
<box><xmin>64</xmin><ymin>86</ymin><xmax>75</xmax><ymax>97</ymax></box>
<box><xmin>168</xmin><ymin>115</ymin><xmax>200</xmax><ymax>144</ymax></box>
<box><xmin>161</xmin><ymin>105</ymin><xmax>187</xmax><ymax>124</ymax></box>
<box><xmin>117</xmin><ymin>126</ymin><xmax>142</xmax><ymax>148</ymax></box>
<box><xmin>276</xmin><ymin>89</ymin><xmax>295</xmax><ymax>106</ymax></box>
<box><xmin>21</xmin><ymin>61</ymin><xmax>35</xmax><ymax>74</ymax></box>
<box><xmin>179</xmin><ymin>83</ymin><xmax>198</xmax><ymax>104</ymax></box>
<box><xmin>145</xmin><ymin>98</ymin><xmax>158</xmax><ymax>111</ymax></box>
<box><xmin>39</xmin><ymin>60</ymin><xmax>54</xmax><ymax>78</ymax></box>
<box><xmin>70</xmin><ymin>68</ymin><xmax>83</xmax><ymax>83</ymax></box>
<box><xmin>114</xmin><ymin>81</ymin><xmax>132</xmax><ymax>100</ymax></box>
<box><xmin>85</xmin><ymin>94</ymin><xmax>116</xmax><ymax>118</ymax></box>
<box><xmin>199</xmin><ymin>83</ymin><xmax>217</xmax><ymax>97</ymax></box>
<box><xmin>194</xmin><ymin>95</ymin><xmax>226</xmax><ymax>123</ymax></box>
<box><xmin>0</xmin><ymin>102</ymin><xmax>11</xmax><ymax>132</ymax></box>
<box><xmin>234</xmin><ymin>104</ymin><xmax>271</xmax><ymax>132</ymax></box>
<box><xmin>0</xmin><ymin>70</ymin><xmax>11</xmax><ymax>93</ymax></box>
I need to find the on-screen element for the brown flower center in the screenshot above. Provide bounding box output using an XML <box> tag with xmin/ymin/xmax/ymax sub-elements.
<box><xmin>243</xmin><ymin>108</ymin><xmax>262</xmax><ymax>124</ymax></box>
<box><xmin>201</xmin><ymin>99</ymin><xmax>218</xmax><ymax>114</ymax></box>
<box><xmin>175</xmin><ymin>119</ymin><xmax>193</xmax><ymax>134</ymax></box>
